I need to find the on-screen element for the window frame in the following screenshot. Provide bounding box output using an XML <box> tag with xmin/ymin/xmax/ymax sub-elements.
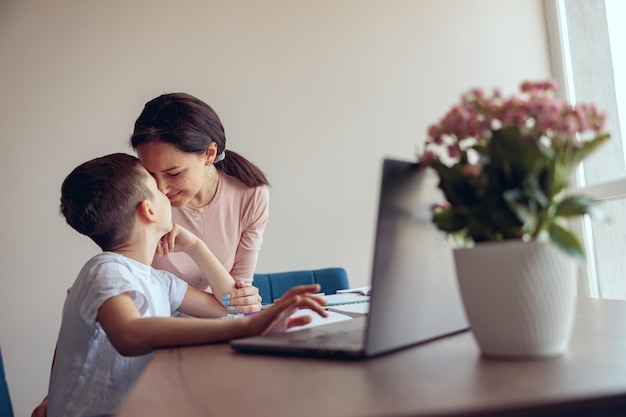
<box><xmin>544</xmin><ymin>0</ymin><xmax>626</xmax><ymax>298</ymax></box>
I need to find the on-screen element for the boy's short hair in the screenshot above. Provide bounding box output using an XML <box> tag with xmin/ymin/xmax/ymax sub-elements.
<box><xmin>60</xmin><ymin>153</ymin><xmax>153</xmax><ymax>250</ymax></box>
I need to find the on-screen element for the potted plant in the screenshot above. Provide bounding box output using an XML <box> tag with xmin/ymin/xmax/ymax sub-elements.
<box><xmin>419</xmin><ymin>80</ymin><xmax>610</xmax><ymax>359</ymax></box>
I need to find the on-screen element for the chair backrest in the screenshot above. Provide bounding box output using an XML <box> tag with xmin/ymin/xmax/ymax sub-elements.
<box><xmin>253</xmin><ymin>267</ymin><xmax>350</xmax><ymax>304</ymax></box>
<box><xmin>0</xmin><ymin>347</ymin><xmax>14</xmax><ymax>417</ymax></box>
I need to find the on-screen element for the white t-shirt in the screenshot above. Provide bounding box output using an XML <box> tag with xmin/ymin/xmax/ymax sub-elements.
<box><xmin>48</xmin><ymin>252</ymin><xmax>188</xmax><ymax>417</ymax></box>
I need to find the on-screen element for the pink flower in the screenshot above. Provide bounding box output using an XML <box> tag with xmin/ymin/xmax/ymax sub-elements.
<box><xmin>415</xmin><ymin>78</ymin><xmax>609</xmax><ymax>253</ymax></box>
<box><xmin>418</xmin><ymin>79</ymin><xmax>607</xmax><ymax>174</ymax></box>
<box><xmin>520</xmin><ymin>79</ymin><xmax>558</xmax><ymax>93</ymax></box>
<box><xmin>419</xmin><ymin>150</ymin><xmax>438</xmax><ymax>165</ymax></box>
<box><xmin>462</xmin><ymin>163</ymin><xmax>483</xmax><ymax>177</ymax></box>
<box><xmin>427</xmin><ymin>124</ymin><xmax>440</xmax><ymax>138</ymax></box>
<box><xmin>447</xmin><ymin>144</ymin><xmax>460</xmax><ymax>159</ymax></box>
<box><xmin>559</xmin><ymin>113</ymin><xmax>581</xmax><ymax>134</ymax></box>
<box><xmin>542</xmin><ymin>79</ymin><xmax>559</xmax><ymax>91</ymax></box>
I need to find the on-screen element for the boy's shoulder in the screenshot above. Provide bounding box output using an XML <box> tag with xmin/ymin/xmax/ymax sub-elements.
<box><xmin>74</xmin><ymin>252</ymin><xmax>151</xmax><ymax>287</ymax></box>
<box><xmin>81</xmin><ymin>251</ymin><xmax>137</xmax><ymax>272</ymax></box>
<box><xmin>85</xmin><ymin>251</ymin><xmax>151</xmax><ymax>267</ymax></box>
<box><xmin>80</xmin><ymin>252</ymin><xmax>183</xmax><ymax>285</ymax></box>
<box><xmin>74</xmin><ymin>252</ymin><xmax>183</xmax><ymax>293</ymax></box>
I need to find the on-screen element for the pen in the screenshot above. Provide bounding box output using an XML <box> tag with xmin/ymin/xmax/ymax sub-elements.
<box><xmin>222</xmin><ymin>311</ymin><xmax>258</xmax><ymax>319</ymax></box>
<box><xmin>272</xmin><ymin>293</ymin><xmax>325</xmax><ymax>303</ymax></box>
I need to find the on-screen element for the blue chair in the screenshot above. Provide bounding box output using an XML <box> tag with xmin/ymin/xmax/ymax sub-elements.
<box><xmin>253</xmin><ymin>267</ymin><xmax>349</xmax><ymax>304</ymax></box>
<box><xmin>0</xmin><ymin>347</ymin><xmax>14</xmax><ymax>417</ymax></box>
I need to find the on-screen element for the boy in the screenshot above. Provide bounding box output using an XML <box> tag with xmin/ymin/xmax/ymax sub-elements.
<box><xmin>47</xmin><ymin>153</ymin><xmax>326</xmax><ymax>417</ymax></box>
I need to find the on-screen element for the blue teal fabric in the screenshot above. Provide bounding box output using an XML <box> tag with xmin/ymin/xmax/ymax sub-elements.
<box><xmin>253</xmin><ymin>267</ymin><xmax>349</xmax><ymax>304</ymax></box>
<box><xmin>0</xmin><ymin>347</ymin><xmax>14</xmax><ymax>417</ymax></box>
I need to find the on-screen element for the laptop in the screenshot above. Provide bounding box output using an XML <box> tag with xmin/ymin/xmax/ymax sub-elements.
<box><xmin>230</xmin><ymin>158</ymin><xmax>469</xmax><ymax>358</ymax></box>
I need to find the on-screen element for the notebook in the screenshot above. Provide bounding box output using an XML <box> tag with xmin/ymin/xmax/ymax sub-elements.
<box><xmin>230</xmin><ymin>158</ymin><xmax>469</xmax><ymax>358</ymax></box>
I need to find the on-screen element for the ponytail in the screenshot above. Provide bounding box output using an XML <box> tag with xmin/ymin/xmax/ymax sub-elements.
<box><xmin>218</xmin><ymin>150</ymin><xmax>269</xmax><ymax>187</ymax></box>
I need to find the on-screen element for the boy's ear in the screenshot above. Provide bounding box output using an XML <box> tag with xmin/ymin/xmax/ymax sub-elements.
<box><xmin>136</xmin><ymin>200</ymin><xmax>156</xmax><ymax>223</ymax></box>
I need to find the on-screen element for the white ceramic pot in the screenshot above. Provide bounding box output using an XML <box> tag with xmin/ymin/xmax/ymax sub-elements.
<box><xmin>453</xmin><ymin>240</ymin><xmax>577</xmax><ymax>359</ymax></box>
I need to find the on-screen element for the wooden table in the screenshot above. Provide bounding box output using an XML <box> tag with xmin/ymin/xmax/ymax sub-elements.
<box><xmin>115</xmin><ymin>298</ymin><xmax>626</xmax><ymax>417</ymax></box>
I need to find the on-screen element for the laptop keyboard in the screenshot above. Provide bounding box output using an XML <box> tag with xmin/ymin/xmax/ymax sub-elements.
<box><xmin>290</xmin><ymin>328</ymin><xmax>365</xmax><ymax>347</ymax></box>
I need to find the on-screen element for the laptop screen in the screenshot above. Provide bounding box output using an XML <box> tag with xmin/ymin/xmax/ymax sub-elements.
<box><xmin>230</xmin><ymin>158</ymin><xmax>468</xmax><ymax>358</ymax></box>
<box><xmin>364</xmin><ymin>159</ymin><xmax>468</xmax><ymax>356</ymax></box>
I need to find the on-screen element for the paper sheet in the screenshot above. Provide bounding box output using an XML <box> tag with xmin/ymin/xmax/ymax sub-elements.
<box><xmin>287</xmin><ymin>309</ymin><xmax>353</xmax><ymax>331</ymax></box>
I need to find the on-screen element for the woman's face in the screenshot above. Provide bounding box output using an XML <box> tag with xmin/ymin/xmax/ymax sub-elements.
<box><xmin>136</xmin><ymin>140</ymin><xmax>212</xmax><ymax>207</ymax></box>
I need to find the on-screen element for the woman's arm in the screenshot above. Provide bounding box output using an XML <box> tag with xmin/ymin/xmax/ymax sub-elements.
<box><xmin>229</xmin><ymin>186</ymin><xmax>269</xmax><ymax>283</ymax></box>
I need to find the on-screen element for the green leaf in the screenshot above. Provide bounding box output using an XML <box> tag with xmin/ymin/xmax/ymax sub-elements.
<box><xmin>523</xmin><ymin>172</ymin><xmax>551</xmax><ymax>208</ymax></box>
<box><xmin>432</xmin><ymin>208</ymin><xmax>467</xmax><ymax>233</ymax></box>
<box><xmin>503</xmin><ymin>189</ymin><xmax>534</xmax><ymax>223</ymax></box>
<box><xmin>548</xmin><ymin>223</ymin><xmax>585</xmax><ymax>262</ymax></box>
<box><xmin>555</xmin><ymin>195</ymin><xmax>600</xmax><ymax>218</ymax></box>
<box><xmin>490</xmin><ymin>127</ymin><xmax>548</xmax><ymax>181</ymax></box>
<box><xmin>570</xmin><ymin>133</ymin><xmax>611</xmax><ymax>166</ymax></box>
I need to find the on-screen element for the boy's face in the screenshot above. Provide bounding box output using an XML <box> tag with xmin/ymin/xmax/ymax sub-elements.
<box><xmin>142</xmin><ymin>167</ymin><xmax>173</xmax><ymax>234</ymax></box>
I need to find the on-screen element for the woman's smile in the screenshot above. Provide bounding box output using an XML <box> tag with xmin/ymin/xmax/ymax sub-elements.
<box><xmin>166</xmin><ymin>190</ymin><xmax>182</xmax><ymax>202</ymax></box>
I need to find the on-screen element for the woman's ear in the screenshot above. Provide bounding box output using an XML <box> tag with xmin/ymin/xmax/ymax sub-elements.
<box><xmin>136</xmin><ymin>200</ymin><xmax>157</xmax><ymax>223</ymax></box>
<box><xmin>204</xmin><ymin>142</ymin><xmax>218</xmax><ymax>165</ymax></box>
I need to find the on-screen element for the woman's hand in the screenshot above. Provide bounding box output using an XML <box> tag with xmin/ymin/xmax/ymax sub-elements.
<box><xmin>221</xmin><ymin>280</ymin><xmax>262</xmax><ymax>313</ymax></box>
<box><xmin>246</xmin><ymin>284</ymin><xmax>328</xmax><ymax>335</ymax></box>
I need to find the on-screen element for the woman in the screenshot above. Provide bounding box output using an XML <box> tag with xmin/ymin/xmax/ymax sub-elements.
<box><xmin>32</xmin><ymin>93</ymin><xmax>268</xmax><ymax>417</ymax></box>
<box><xmin>130</xmin><ymin>92</ymin><xmax>269</xmax><ymax>297</ymax></box>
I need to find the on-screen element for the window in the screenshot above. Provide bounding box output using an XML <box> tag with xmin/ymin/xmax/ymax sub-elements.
<box><xmin>545</xmin><ymin>0</ymin><xmax>626</xmax><ymax>298</ymax></box>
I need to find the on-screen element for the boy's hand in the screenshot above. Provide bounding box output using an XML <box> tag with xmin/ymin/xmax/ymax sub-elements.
<box><xmin>156</xmin><ymin>223</ymin><xmax>199</xmax><ymax>257</ymax></box>
<box><xmin>247</xmin><ymin>284</ymin><xmax>328</xmax><ymax>335</ymax></box>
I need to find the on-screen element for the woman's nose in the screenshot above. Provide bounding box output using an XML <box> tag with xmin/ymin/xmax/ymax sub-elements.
<box><xmin>155</xmin><ymin>177</ymin><xmax>168</xmax><ymax>194</ymax></box>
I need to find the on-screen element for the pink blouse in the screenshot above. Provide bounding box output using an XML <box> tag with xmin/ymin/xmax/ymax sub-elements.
<box><xmin>152</xmin><ymin>172</ymin><xmax>269</xmax><ymax>290</ymax></box>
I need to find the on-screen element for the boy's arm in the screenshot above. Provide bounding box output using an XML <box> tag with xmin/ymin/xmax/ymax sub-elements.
<box><xmin>96</xmin><ymin>284</ymin><xmax>327</xmax><ymax>356</ymax></box>
<box><xmin>183</xmin><ymin>240</ymin><xmax>238</xmax><ymax>302</ymax></box>
<box><xmin>177</xmin><ymin>285</ymin><xmax>230</xmax><ymax>318</ymax></box>
<box><xmin>97</xmin><ymin>292</ymin><xmax>249</xmax><ymax>356</ymax></box>
<box><xmin>159</xmin><ymin>224</ymin><xmax>239</xmax><ymax>301</ymax></box>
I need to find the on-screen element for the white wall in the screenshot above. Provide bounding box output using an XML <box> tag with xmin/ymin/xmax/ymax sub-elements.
<box><xmin>0</xmin><ymin>0</ymin><xmax>551</xmax><ymax>415</ymax></box>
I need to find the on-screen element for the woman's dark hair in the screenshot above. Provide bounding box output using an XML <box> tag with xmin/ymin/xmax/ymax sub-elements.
<box><xmin>60</xmin><ymin>153</ymin><xmax>152</xmax><ymax>251</ymax></box>
<box><xmin>130</xmin><ymin>92</ymin><xmax>269</xmax><ymax>187</ymax></box>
